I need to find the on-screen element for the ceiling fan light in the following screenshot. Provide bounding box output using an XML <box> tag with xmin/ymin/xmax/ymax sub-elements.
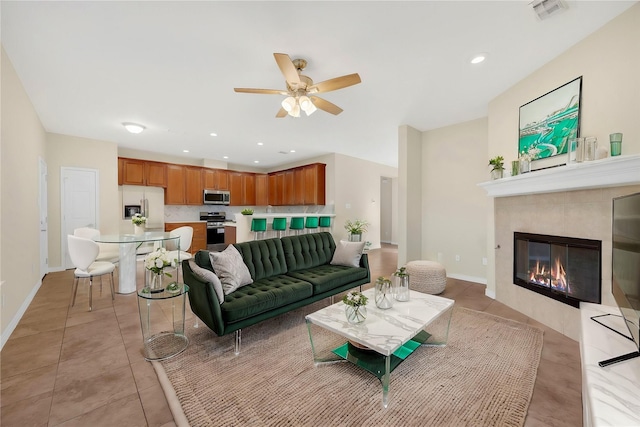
<box><xmin>281</xmin><ymin>97</ymin><xmax>296</xmax><ymax>112</ymax></box>
<box><xmin>299</xmin><ymin>96</ymin><xmax>311</xmax><ymax>110</ymax></box>
<box><xmin>303</xmin><ymin>101</ymin><xmax>317</xmax><ymax>116</ymax></box>
<box><xmin>289</xmin><ymin>104</ymin><xmax>301</xmax><ymax>118</ymax></box>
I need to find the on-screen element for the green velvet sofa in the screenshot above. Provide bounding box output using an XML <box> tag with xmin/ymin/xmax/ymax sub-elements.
<box><xmin>183</xmin><ymin>232</ymin><xmax>371</xmax><ymax>354</ymax></box>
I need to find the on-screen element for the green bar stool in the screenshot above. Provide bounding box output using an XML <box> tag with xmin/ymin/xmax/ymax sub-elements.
<box><xmin>272</xmin><ymin>217</ymin><xmax>287</xmax><ymax>238</ymax></box>
<box><xmin>319</xmin><ymin>216</ymin><xmax>332</xmax><ymax>231</ymax></box>
<box><xmin>289</xmin><ymin>217</ymin><xmax>305</xmax><ymax>235</ymax></box>
<box><xmin>305</xmin><ymin>216</ymin><xmax>319</xmax><ymax>234</ymax></box>
<box><xmin>251</xmin><ymin>218</ymin><xmax>267</xmax><ymax>240</ymax></box>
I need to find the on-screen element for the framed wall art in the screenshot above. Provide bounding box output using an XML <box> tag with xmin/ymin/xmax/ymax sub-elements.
<box><xmin>518</xmin><ymin>76</ymin><xmax>582</xmax><ymax>170</ymax></box>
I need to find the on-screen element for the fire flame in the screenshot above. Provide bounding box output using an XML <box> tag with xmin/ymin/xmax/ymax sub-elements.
<box><xmin>529</xmin><ymin>258</ymin><xmax>570</xmax><ymax>292</ymax></box>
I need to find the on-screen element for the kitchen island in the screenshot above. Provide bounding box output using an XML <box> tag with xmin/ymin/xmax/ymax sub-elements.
<box><xmin>232</xmin><ymin>213</ymin><xmax>335</xmax><ymax>243</ymax></box>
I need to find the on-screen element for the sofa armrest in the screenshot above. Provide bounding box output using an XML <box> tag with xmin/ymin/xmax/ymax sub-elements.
<box><xmin>182</xmin><ymin>259</ymin><xmax>226</xmax><ymax>336</ymax></box>
<box><xmin>360</xmin><ymin>252</ymin><xmax>371</xmax><ymax>283</ymax></box>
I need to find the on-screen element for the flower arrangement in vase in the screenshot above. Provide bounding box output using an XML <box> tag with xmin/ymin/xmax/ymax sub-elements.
<box><xmin>374</xmin><ymin>276</ymin><xmax>394</xmax><ymax>309</ymax></box>
<box><xmin>518</xmin><ymin>147</ymin><xmax>541</xmax><ymax>174</ymax></box>
<box><xmin>343</xmin><ymin>291</ymin><xmax>368</xmax><ymax>324</ymax></box>
<box><xmin>144</xmin><ymin>247</ymin><xmax>176</xmax><ymax>293</ymax></box>
<box><xmin>131</xmin><ymin>213</ymin><xmax>147</xmax><ymax>235</ymax></box>
<box><xmin>392</xmin><ymin>266</ymin><xmax>410</xmax><ymax>301</ymax></box>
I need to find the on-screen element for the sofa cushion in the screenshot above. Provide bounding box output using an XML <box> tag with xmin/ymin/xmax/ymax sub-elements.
<box><xmin>221</xmin><ymin>275</ymin><xmax>313</xmax><ymax>323</ymax></box>
<box><xmin>187</xmin><ymin>259</ymin><xmax>225</xmax><ymax>304</ymax></box>
<box><xmin>287</xmin><ymin>264</ymin><xmax>369</xmax><ymax>295</ymax></box>
<box><xmin>281</xmin><ymin>232</ymin><xmax>336</xmax><ymax>273</ymax></box>
<box><xmin>210</xmin><ymin>245</ymin><xmax>253</xmax><ymax>295</ymax></box>
<box><xmin>330</xmin><ymin>240</ymin><xmax>365</xmax><ymax>267</ymax></box>
<box><xmin>233</xmin><ymin>238</ymin><xmax>287</xmax><ymax>282</ymax></box>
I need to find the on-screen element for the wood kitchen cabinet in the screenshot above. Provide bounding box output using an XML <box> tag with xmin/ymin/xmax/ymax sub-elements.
<box><xmin>293</xmin><ymin>167</ymin><xmax>305</xmax><ymax>205</ymax></box>
<box><xmin>255</xmin><ymin>174</ymin><xmax>269</xmax><ymax>206</ymax></box>
<box><xmin>243</xmin><ymin>173</ymin><xmax>256</xmax><ymax>206</ymax></box>
<box><xmin>119</xmin><ymin>158</ymin><xmax>167</xmax><ymax>187</ymax></box>
<box><xmin>224</xmin><ymin>226</ymin><xmax>236</xmax><ymax>245</ymax></box>
<box><xmin>303</xmin><ymin>163</ymin><xmax>326</xmax><ymax>205</ymax></box>
<box><xmin>185</xmin><ymin>166</ymin><xmax>203</xmax><ymax>205</ymax></box>
<box><xmin>203</xmin><ymin>168</ymin><xmax>229</xmax><ymax>191</ymax></box>
<box><xmin>268</xmin><ymin>173</ymin><xmax>282</xmax><ymax>206</ymax></box>
<box><xmin>165</xmin><ymin>222</ymin><xmax>207</xmax><ymax>254</ymax></box>
<box><xmin>282</xmin><ymin>170</ymin><xmax>295</xmax><ymax>205</ymax></box>
<box><xmin>165</xmin><ymin>164</ymin><xmax>186</xmax><ymax>205</ymax></box>
<box><xmin>229</xmin><ymin>172</ymin><xmax>257</xmax><ymax>206</ymax></box>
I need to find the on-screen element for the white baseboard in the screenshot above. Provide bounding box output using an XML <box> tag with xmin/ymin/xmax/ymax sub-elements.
<box><xmin>1</xmin><ymin>278</ymin><xmax>43</xmax><ymax>350</ymax></box>
<box><xmin>485</xmin><ymin>288</ymin><xmax>496</xmax><ymax>299</ymax></box>
<box><xmin>48</xmin><ymin>265</ymin><xmax>65</xmax><ymax>273</ymax></box>
<box><xmin>447</xmin><ymin>273</ymin><xmax>487</xmax><ymax>285</ymax></box>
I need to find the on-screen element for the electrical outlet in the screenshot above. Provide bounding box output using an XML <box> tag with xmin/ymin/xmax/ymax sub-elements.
<box><xmin>345</xmin><ymin>203</ymin><xmax>351</xmax><ymax>209</ymax></box>
<box><xmin>455</xmin><ymin>255</ymin><xmax>460</xmax><ymax>262</ymax></box>
<box><xmin>482</xmin><ymin>257</ymin><xmax>488</xmax><ymax>266</ymax></box>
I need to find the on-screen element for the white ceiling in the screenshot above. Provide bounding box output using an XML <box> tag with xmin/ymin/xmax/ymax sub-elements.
<box><xmin>2</xmin><ymin>1</ymin><xmax>636</xmax><ymax>169</ymax></box>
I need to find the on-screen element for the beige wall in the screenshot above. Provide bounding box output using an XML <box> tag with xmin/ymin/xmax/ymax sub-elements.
<box><xmin>1</xmin><ymin>47</ymin><xmax>47</xmax><ymax>345</ymax></box>
<box><xmin>398</xmin><ymin>125</ymin><xmax>423</xmax><ymax>266</ymax></box>
<box><xmin>46</xmin><ymin>133</ymin><xmax>120</xmax><ymax>269</ymax></box>
<box><xmin>422</xmin><ymin>118</ymin><xmax>489</xmax><ymax>282</ymax></box>
<box><xmin>485</xmin><ymin>4</ymin><xmax>640</xmax><ymax>334</ymax></box>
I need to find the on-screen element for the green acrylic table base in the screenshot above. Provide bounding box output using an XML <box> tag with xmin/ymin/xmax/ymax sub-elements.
<box><xmin>330</xmin><ymin>330</ymin><xmax>432</xmax><ymax>408</ymax></box>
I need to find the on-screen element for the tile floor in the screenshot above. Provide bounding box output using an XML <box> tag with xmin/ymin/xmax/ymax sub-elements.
<box><xmin>0</xmin><ymin>244</ymin><xmax>582</xmax><ymax>426</ymax></box>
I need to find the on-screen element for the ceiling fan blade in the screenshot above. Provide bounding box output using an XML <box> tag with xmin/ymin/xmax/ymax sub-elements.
<box><xmin>234</xmin><ymin>88</ymin><xmax>287</xmax><ymax>95</ymax></box>
<box><xmin>309</xmin><ymin>73</ymin><xmax>361</xmax><ymax>93</ymax></box>
<box><xmin>310</xmin><ymin>96</ymin><xmax>343</xmax><ymax>115</ymax></box>
<box><xmin>276</xmin><ymin>107</ymin><xmax>288</xmax><ymax>118</ymax></box>
<box><xmin>274</xmin><ymin>53</ymin><xmax>301</xmax><ymax>85</ymax></box>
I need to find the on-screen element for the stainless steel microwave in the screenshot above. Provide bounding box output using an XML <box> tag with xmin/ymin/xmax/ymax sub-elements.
<box><xmin>204</xmin><ymin>189</ymin><xmax>230</xmax><ymax>205</ymax></box>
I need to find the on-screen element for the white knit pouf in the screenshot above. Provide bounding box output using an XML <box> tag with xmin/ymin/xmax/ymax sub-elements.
<box><xmin>405</xmin><ymin>260</ymin><xmax>447</xmax><ymax>294</ymax></box>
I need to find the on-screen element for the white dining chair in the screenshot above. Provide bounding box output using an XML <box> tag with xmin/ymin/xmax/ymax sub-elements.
<box><xmin>67</xmin><ymin>235</ymin><xmax>116</xmax><ymax>311</ymax></box>
<box><xmin>73</xmin><ymin>227</ymin><xmax>119</xmax><ymax>264</ymax></box>
<box><xmin>166</xmin><ymin>226</ymin><xmax>194</xmax><ymax>281</ymax></box>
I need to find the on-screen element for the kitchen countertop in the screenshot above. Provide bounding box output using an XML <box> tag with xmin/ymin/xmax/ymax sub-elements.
<box><xmin>164</xmin><ymin>220</ymin><xmax>208</xmax><ymax>224</ymax></box>
<box><xmin>236</xmin><ymin>213</ymin><xmax>335</xmax><ymax>219</ymax></box>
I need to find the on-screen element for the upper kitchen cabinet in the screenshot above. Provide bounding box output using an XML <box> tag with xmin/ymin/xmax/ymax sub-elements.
<box><xmin>166</xmin><ymin>164</ymin><xmax>204</xmax><ymax>205</ymax></box>
<box><xmin>255</xmin><ymin>174</ymin><xmax>269</xmax><ymax>206</ymax></box>
<box><xmin>118</xmin><ymin>157</ymin><xmax>166</xmax><ymax>187</ymax></box>
<box><xmin>203</xmin><ymin>168</ymin><xmax>229</xmax><ymax>191</ymax></box>
<box><xmin>303</xmin><ymin>163</ymin><xmax>326</xmax><ymax>205</ymax></box>
<box><xmin>165</xmin><ymin>164</ymin><xmax>186</xmax><ymax>205</ymax></box>
<box><xmin>268</xmin><ymin>173</ymin><xmax>283</xmax><ymax>206</ymax></box>
<box><xmin>229</xmin><ymin>172</ymin><xmax>256</xmax><ymax>206</ymax></box>
<box><xmin>293</xmin><ymin>167</ymin><xmax>305</xmax><ymax>205</ymax></box>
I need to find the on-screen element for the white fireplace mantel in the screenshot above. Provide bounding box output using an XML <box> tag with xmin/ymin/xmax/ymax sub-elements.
<box><xmin>478</xmin><ymin>154</ymin><xmax>640</xmax><ymax>198</ymax></box>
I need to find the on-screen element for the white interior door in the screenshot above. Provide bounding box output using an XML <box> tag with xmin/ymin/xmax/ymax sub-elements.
<box><xmin>61</xmin><ymin>167</ymin><xmax>98</xmax><ymax>269</ymax></box>
<box><xmin>39</xmin><ymin>157</ymin><xmax>48</xmax><ymax>279</ymax></box>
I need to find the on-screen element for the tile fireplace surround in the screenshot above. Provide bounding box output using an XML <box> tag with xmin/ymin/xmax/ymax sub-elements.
<box><xmin>480</xmin><ymin>154</ymin><xmax>640</xmax><ymax>340</ymax></box>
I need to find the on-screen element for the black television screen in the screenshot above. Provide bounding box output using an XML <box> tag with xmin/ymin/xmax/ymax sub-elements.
<box><xmin>612</xmin><ymin>191</ymin><xmax>640</xmax><ymax>352</ymax></box>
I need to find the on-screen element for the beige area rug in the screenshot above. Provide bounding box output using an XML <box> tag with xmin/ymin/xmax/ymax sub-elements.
<box><xmin>154</xmin><ymin>303</ymin><xmax>543</xmax><ymax>427</ymax></box>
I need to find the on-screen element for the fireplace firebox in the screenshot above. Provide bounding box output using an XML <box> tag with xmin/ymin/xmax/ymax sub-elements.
<box><xmin>513</xmin><ymin>232</ymin><xmax>601</xmax><ymax>308</ymax></box>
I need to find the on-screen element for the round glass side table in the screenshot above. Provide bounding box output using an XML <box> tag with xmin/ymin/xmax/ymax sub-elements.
<box><xmin>137</xmin><ymin>283</ymin><xmax>189</xmax><ymax>361</ymax></box>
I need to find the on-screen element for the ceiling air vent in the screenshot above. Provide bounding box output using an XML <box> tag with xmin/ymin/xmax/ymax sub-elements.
<box><xmin>531</xmin><ymin>0</ymin><xmax>566</xmax><ymax>20</ymax></box>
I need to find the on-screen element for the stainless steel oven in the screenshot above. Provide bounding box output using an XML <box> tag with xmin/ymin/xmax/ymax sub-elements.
<box><xmin>200</xmin><ymin>211</ymin><xmax>226</xmax><ymax>251</ymax></box>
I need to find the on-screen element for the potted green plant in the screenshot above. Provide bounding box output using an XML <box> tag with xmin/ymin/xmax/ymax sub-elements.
<box><xmin>241</xmin><ymin>208</ymin><xmax>254</xmax><ymax>215</ymax></box>
<box><xmin>344</xmin><ymin>219</ymin><xmax>369</xmax><ymax>242</ymax></box>
<box><xmin>488</xmin><ymin>155</ymin><xmax>505</xmax><ymax>180</ymax></box>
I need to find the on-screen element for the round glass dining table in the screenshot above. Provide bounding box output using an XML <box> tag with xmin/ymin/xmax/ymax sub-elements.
<box><xmin>95</xmin><ymin>232</ymin><xmax>179</xmax><ymax>294</ymax></box>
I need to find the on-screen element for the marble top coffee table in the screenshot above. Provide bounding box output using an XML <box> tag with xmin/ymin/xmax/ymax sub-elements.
<box><xmin>305</xmin><ymin>288</ymin><xmax>454</xmax><ymax>408</ymax></box>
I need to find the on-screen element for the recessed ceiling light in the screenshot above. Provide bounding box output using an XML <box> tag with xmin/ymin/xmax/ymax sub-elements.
<box><xmin>122</xmin><ymin>122</ymin><xmax>146</xmax><ymax>134</ymax></box>
<box><xmin>210</xmin><ymin>132</ymin><xmax>217</xmax><ymax>137</ymax></box>
<box><xmin>183</xmin><ymin>150</ymin><xmax>189</xmax><ymax>153</ymax></box>
<box><xmin>223</xmin><ymin>156</ymin><xmax>229</xmax><ymax>159</ymax></box>
<box><xmin>254</xmin><ymin>160</ymin><xmax>260</xmax><ymax>164</ymax></box>
<box><xmin>470</xmin><ymin>54</ymin><xmax>487</xmax><ymax>64</ymax></box>
<box><xmin>257</xmin><ymin>142</ymin><xmax>264</xmax><ymax>146</ymax></box>
<box><xmin>290</xmin><ymin>149</ymin><xmax>296</xmax><ymax>153</ymax></box>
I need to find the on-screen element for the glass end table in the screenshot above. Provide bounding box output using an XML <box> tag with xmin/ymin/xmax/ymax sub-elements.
<box><xmin>137</xmin><ymin>283</ymin><xmax>189</xmax><ymax>361</ymax></box>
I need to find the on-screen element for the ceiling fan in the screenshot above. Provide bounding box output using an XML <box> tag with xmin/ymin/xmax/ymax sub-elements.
<box><xmin>234</xmin><ymin>53</ymin><xmax>361</xmax><ymax>118</ymax></box>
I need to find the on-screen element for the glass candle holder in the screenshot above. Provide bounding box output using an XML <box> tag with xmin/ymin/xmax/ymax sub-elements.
<box><xmin>609</xmin><ymin>133</ymin><xmax>623</xmax><ymax>157</ymax></box>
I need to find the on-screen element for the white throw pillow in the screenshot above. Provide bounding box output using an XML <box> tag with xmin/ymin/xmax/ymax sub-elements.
<box><xmin>188</xmin><ymin>259</ymin><xmax>225</xmax><ymax>304</ymax></box>
<box><xmin>330</xmin><ymin>240</ymin><xmax>366</xmax><ymax>268</ymax></box>
<box><xmin>209</xmin><ymin>245</ymin><xmax>253</xmax><ymax>295</ymax></box>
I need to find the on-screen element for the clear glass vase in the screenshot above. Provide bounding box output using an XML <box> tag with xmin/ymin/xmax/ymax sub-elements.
<box><xmin>149</xmin><ymin>272</ymin><xmax>165</xmax><ymax>293</ymax></box>
<box><xmin>393</xmin><ymin>274</ymin><xmax>410</xmax><ymax>301</ymax></box>
<box><xmin>375</xmin><ymin>278</ymin><xmax>394</xmax><ymax>309</ymax></box>
<box><xmin>345</xmin><ymin>305</ymin><xmax>367</xmax><ymax>324</ymax></box>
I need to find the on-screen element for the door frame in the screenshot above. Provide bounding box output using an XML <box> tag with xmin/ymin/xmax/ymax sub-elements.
<box><xmin>60</xmin><ymin>167</ymin><xmax>99</xmax><ymax>269</ymax></box>
<box><xmin>39</xmin><ymin>157</ymin><xmax>48</xmax><ymax>278</ymax></box>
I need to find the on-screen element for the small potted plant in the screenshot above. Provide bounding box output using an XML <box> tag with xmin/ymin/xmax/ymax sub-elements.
<box><xmin>241</xmin><ymin>208</ymin><xmax>254</xmax><ymax>215</ymax></box>
<box><xmin>488</xmin><ymin>155</ymin><xmax>505</xmax><ymax>180</ymax></box>
<box><xmin>344</xmin><ymin>219</ymin><xmax>369</xmax><ymax>242</ymax></box>
<box><xmin>374</xmin><ymin>276</ymin><xmax>394</xmax><ymax>309</ymax></box>
<box><xmin>343</xmin><ymin>291</ymin><xmax>368</xmax><ymax>324</ymax></box>
<box><xmin>518</xmin><ymin>147</ymin><xmax>541</xmax><ymax>174</ymax></box>
<box><xmin>131</xmin><ymin>213</ymin><xmax>147</xmax><ymax>235</ymax></box>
